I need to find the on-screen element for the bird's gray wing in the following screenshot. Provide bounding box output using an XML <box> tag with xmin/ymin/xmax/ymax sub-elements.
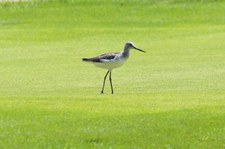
<box><xmin>98</xmin><ymin>53</ymin><xmax>118</xmax><ymax>62</ymax></box>
<box><xmin>83</xmin><ymin>52</ymin><xmax>119</xmax><ymax>63</ymax></box>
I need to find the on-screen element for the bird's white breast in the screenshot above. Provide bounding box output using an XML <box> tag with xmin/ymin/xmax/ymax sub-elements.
<box><xmin>94</xmin><ymin>57</ymin><xmax>127</xmax><ymax>70</ymax></box>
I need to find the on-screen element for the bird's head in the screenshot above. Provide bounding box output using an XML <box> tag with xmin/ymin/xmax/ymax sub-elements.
<box><xmin>125</xmin><ymin>42</ymin><xmax>145</xmax><ymax>53</ymax></box>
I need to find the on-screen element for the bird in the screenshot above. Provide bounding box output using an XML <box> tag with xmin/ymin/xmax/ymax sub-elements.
<box><xmin>82</xmin><ymin>42</ymin><xmax>145</xmax><ymax>94</ymax></box>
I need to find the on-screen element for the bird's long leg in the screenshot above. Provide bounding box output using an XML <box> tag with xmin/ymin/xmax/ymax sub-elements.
<box><xmin>101</xmin><ymin>70</ymin><xmax>110</xmax><ymax>94</ymax></box>
<box><xmin>109</xmin><ymin>71</ymin><xmax>114</xmax><ymax>94</ymax></box>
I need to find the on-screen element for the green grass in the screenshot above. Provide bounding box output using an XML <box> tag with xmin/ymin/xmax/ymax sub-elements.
<box><xmin>0</xmin><ymin>0</ymin><xmax>225</xmax><ymax>148</ymax></box>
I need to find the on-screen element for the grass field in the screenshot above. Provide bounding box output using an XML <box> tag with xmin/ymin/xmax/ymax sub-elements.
<box><xmin>0</xmin><ymin>0</ymin><xmax>225</xmax><ymax>148</ymax></box>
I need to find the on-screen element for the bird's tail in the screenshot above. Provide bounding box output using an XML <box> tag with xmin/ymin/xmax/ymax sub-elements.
<box><xmin>82</xmin><ymin>58</ymin><xmax>92</xmax><ymax>62</ymax></box>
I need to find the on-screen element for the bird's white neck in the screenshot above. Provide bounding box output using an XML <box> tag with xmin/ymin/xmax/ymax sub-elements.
<box><xmin>122</xmin><ymin>48</ymin><xmax>130</xmax><ymax>58</ymax></box>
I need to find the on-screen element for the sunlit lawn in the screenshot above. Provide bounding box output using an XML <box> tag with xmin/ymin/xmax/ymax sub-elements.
<box><xmin>0</xmin><ymin>0</ymin><xmax>225</xmax><ymax>148</ymax></box>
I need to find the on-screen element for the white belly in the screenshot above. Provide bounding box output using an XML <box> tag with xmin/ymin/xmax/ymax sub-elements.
<box><xmin>94</xmin><ymin>58</ymin><xmax>127</xmax><ymax>70</ymax></box>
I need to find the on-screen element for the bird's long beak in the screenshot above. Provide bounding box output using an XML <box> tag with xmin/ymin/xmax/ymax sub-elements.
<box><xmin>134</xmin><ymin>47</ymin><xmax>146</xmax><ymax>53</ymax></box>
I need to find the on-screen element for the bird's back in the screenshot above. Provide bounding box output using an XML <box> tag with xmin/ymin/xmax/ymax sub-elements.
<box><xmin>82</xmin><ymin>51</ymin><xmax>127</xmax><ymax>70</ymax></box>
<box><xmin>82</xmin><ymin>52</ymin><xmax>121</xmax><ymax>63</ymax></box>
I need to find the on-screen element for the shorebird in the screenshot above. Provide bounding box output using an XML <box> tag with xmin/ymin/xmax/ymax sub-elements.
<box><xmin>82</xmin><ymin>42</ymin><xmax>145</xmax><ymax>94</ymax></box>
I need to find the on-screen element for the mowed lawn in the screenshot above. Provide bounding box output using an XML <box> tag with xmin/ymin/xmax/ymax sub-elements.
<box><xmin>0</xmin><ymin>0</ymin><xmax>225</xmax><ymax>148</ymax></box>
